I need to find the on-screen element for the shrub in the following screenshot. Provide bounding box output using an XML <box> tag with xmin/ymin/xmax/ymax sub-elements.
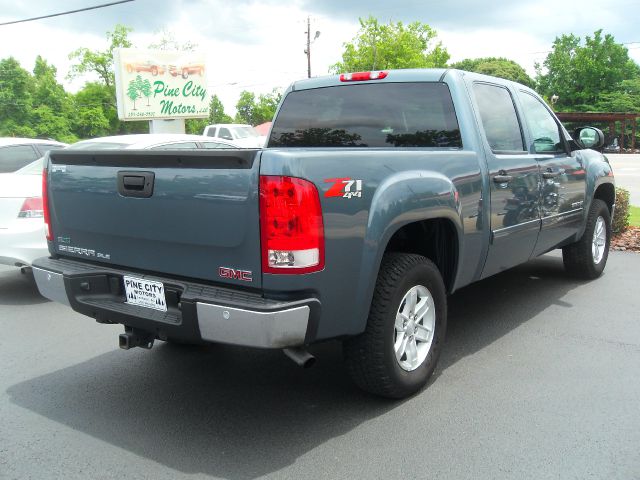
<box><xmin>613</xmin><ymin>187</ymin><xmax>630</xmax><ymax>234</ymax></box>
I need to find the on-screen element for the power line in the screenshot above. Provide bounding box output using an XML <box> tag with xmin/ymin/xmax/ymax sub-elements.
<box><xmin>0</xmin><ymin>0</ymin><xmax>134</xmax><ymax>27</ymax></box>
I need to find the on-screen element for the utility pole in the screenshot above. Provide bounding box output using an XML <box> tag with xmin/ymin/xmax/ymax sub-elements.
<box><xmin>306</xmin><ymin>16</ymin><xmax>311</xmax><ymax>78</ymax></box>
<box><xmin>304</xmin><ymin>16</ymin><xmax>320</xmax><ymax>78</ymax></box>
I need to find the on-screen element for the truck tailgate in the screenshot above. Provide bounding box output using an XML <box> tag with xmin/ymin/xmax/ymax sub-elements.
<box><xmin>46</xmin><ymin>150</ymin><xmax>262</xmax><ymax>287</ymax></box>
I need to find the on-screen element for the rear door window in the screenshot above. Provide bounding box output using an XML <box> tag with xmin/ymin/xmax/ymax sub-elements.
<box><xmin>269</xmin><ymin>82</ymin><xmax>462</xmax><ymax>148</ymax></box>
<box><xmin>472</xmin><ymin>83</ymin><xmax>525</xmax><ymax>153</ymax></box>
<box><xmin>0</xmin><ymin>145</ymin><xmax>39</xmax><ymax>173</ymax></box>
<box><xmin>201</xmin><ymin>142</ymin><xmax>234</xmax><ymax>149</ymax></box>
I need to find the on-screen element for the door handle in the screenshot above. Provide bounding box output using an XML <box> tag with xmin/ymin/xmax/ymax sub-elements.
<box><xmin>493</xmin><ymin>174</ymin><xmax>513</xmax><ymax>183</ymax></box>
<box><xmin>117</xmin><ymin>171</ymin><xmax>155</xmax><ymax>198</ymax></box>
<box><xmin>123</xmin><ymin>175</ymin><xmax>145</xmax><ymax>190</ymax></box>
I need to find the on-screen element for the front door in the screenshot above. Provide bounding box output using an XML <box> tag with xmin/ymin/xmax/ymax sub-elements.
<box><xmin>517</xmin><ymin>91</ymin><xmax>587</xmax><ymax>255</ymax></box>
<box><xmin>470</xmin><ymin>82</ymin><xmax>542</xmax><ymax>278</ymax></box>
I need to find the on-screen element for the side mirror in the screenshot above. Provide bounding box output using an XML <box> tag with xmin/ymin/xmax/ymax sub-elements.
<box><xmin>574</xmin><ymin>126</ymin><xmax>605</xmax><ymax>150</ymax></box>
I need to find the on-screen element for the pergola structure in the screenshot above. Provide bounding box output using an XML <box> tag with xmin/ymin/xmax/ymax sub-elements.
<box><xmin>555</xmin><ymin>112</ymin><xmax>639</xmax><ymax>150</ymax></box>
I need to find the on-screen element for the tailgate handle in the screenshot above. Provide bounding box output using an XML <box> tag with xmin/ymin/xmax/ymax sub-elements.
<box><xmin>117</xmin><ymin>171</ymin><xmax>155</xmax><ymax>198</ymax></box>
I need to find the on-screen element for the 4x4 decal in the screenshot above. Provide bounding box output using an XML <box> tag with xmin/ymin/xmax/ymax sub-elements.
<box><xmin>324</xmin><ymin>178</ymin><xmax>363</xmax><ymax>199</ymax></box>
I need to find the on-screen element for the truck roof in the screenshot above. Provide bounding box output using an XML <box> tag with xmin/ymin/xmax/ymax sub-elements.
<box><xmin>289</xmin><ymin>68</ymin><xmax>532</xmax><ymax>93</ymax></box>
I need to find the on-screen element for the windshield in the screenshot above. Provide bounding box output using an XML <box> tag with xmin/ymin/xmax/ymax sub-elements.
<box><xmin>67</xmin><ymin>141</ymin><xmax>131</xmax><ymax>150</ymax></box>
<box><xmin>15</xmin><ymin>157</ymin><xmax>44</xmax><ymax>175</ymax></box>
<box><xmin>234</xmin><ymin>126</ymin><xmax>259</xmax><ymax>138</ymax></box>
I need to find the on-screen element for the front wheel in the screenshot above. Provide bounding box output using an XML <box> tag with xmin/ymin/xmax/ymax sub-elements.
<box><xmin>562</xmin><ymin>199</ymin><xmax>611</xmax><ymax>279</ymax></box>
<box><xmin>343</xmin><ymin>253</ymin><xmax>447</xmax><ymax>399</ymax></box>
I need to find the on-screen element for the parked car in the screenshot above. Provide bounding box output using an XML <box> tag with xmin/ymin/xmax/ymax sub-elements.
<box><xmin>603</xmin><ymin>137</ymin><xmax>621</xmax><ymax>154</ymax></box>
<box><xmin>125</xmin><ymin>62</ymin><xmax>165</xmax><ymax>76</ymax></box>
<box><xmin>202</xmin><ymin>124</ymin><xmax>266</xmax><ymax>148</ymax></box>
<box><xmin>33</xmin><ymin>69</ymin><xmax>614</xmax><ymax>398</ymax></box>
<box><xmin>0</xmin><ymin>138</ymin><xmax>66</xmax><ymax>173</ymax></box>
<box><xmin>0</xmin><ymin>135</ymin><xmax>239</xmax><ymax>268</ymax></box>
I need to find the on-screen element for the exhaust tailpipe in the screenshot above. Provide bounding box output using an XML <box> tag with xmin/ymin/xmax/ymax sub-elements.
<box><xmin>283</xmin><ymin>347</ymin><xmax>316</xmax><ymax>368</ymax></box>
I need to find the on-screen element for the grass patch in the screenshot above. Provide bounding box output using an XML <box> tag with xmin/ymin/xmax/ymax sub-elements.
<box><xmin>630</xmin><ymin>206</ymin><xmax>640</xmax><ymax>227</ymax></box>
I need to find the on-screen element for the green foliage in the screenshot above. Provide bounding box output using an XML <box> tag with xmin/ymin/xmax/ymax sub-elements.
<box><xmin>613</xmin><ymin>187</ymin><xmax>631</xmax><ymax>234</ymax></box>
<box><xmin>68</xmin><ymin>24</ymin><xmax>132</xmax><ymax>88</ymax></box>
<box><xmin>72</xmin><ymin>105</ymin><xmax>110</xmax><ymax>139</ymax></box>
<box><xmin>185</xmin><ymin>118</ymin><xmax>208</xmax><ymax>134</ymax></box>
<box><xmin>536</xmin><ymin>30</ymin><xmax>640</xmax><ymax>110</ymax></box>
<box><xmin>32</xmin><ymin>105</ymin><xmax>77</xmax><ymax>143</ymax></box>
<box><xmin>208</xmin><ymin>95</ymin><xmax>233</xmax><ymax>124</ymax></box>
<box><xmin>629</xmin><ymin>206</ymin><xmax>640</xmax><ymax>227</ymax></box>
<box><xmin>235</xmin><ymin>89</ymin><xmax>282</xmax><ymax>125</ymax></box>
<box><xmin>0</xmin><ymin>57</ymin><xmax>34</xmax><ymax>135</ymax></box>
<box><xmin>149</xmin><ymin>27</ymin><xmax>197</xmax><ymax>52</ymax></box>
<box><xmin>450</xmin><ymin>57</ymin><xmax>534</xmax><ymax>88</ymax></box>
<box><xmin>330</xmin><ymin>17</ymin><xmax>449</xmax><ymax>73</ymax></box>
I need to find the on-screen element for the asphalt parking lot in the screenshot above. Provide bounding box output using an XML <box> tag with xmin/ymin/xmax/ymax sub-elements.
<box><xmin>1</xmin><ymin>252</ymin><xmax>639</xmax><ymax>480</ymax></box>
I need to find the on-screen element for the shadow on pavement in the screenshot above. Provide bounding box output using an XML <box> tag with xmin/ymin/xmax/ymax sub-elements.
<box><xmin>7</xmin><ymin>254</ymin><xmax>589</xmax><ymax>479</ymax></box>
<box><xmin>0</xmin><ymin>268</ymin><xmax>49</xmax><ymax>306</ymax></box>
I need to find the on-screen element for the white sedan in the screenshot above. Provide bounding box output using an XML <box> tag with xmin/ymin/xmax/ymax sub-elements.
<box><xmin>0</xmin><ymin>134</ymin><xmax>242</xmax><ymax>268</ymax></box>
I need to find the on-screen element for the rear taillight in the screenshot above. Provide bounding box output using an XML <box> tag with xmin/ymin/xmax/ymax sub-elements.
<box><xmin>339</xmin><ymin>71</ymin><xmax>388</xmax><ymax>82</ymax></box>
<box><xmin>42</xmin><ymin>169</ymin><xmax>52</xmax><ymax>241</ymax></box>
<box><xmin>17</xmin><ymin>197</ymin><xmax>43</xmax><ymax>218</ymax></box>
<box><xmin>259</xmin><ymin>176</ymin><xmax>324</xmax><ymax>274</ymax></box>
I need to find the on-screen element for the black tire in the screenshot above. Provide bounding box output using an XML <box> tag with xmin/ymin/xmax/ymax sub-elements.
<box><xmin>343</xmin><ymin>253</ymin><xmax>447</xmax><ymax>399</ymax></box>
<box><xmin>562</xmin><ymin>199</ymin><xmax>611</xmax><ymax>279</ymax></box>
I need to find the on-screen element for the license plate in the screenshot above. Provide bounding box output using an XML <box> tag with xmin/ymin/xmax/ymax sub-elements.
<box><xmin>123</xmin><ymin>276</ymin><xmax>167</xmax><ymax>312</ymax></box>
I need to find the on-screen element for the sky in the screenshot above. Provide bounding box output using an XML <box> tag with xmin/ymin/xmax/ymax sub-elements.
<box><xmin>1</xmin><ymin>0</ymin><xmax>639</xmax><ymax>115</ymax></box>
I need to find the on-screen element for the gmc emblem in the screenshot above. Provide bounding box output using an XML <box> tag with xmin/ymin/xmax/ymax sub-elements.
<box><xmin>218</xmin><ymin>267</ymin><xmax>253</xmax><ymax>282</ymax></box>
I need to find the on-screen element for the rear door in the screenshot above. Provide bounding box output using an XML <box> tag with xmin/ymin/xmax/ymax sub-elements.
<box><xmin>517</xmin><ymin>91</ymin><xmax>586</xmax><ymax>255</ymax></box>
<box><xmin>471</xmin><ymin>82</ymin><xmax>542</xmax><ymax>278</ymax></box>
<box><xmin>46</xmin><ymin>149</ymin><xmax>263</xmax><ymax>287</ymax></box>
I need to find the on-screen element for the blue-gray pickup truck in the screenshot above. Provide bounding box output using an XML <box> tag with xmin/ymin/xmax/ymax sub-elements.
<box><xmin>33</xmin><ymin>69</ymin><xmax>615</xmax><ymax>398</ymax></box>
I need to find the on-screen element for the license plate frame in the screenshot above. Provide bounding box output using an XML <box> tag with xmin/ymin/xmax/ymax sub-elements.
<box><xmin>123</xmin><ymin>275</ymin><xmax>167</xmax><ymax>312</ymax></box>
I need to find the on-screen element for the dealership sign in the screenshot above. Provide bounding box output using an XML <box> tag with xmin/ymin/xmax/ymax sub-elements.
<box><xmin>114</xmin><ymin>48</ymin><xmax>209</xmax><ymax>121</ymax></box>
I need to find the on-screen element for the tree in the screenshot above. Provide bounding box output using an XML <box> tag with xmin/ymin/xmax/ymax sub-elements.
<box><xmin>235</xmin><ymin>89</ymin><xmax>282</xmax><ymax>125</ymax></box>
<box><xmin>451</xmin><ymin>57</ymin><xmax>534</xmax><ymax>88</ymax></box>
<box><xmin>127</xmin><ymin>78</ymin><xmax>141</xmax><ymax>110</ymax></box>
<box><xmin>71</xmin><ymin>106</ymin><xmax>110</xmax><ymax>139</ymax></box>
<box><xmin>149</xmin><ymin>27</ymin><xmax>197</xmax><ymax>52</ymax></box>
<box><xmin>68</xmin><ymin>24</ymin><xmax>132</xmax><ymax>88</ymax></box>
<box><xmin>208</xmin><ymin>95</ymin><xmax>233</xmax><ymax>124</ymax></box>
<box><xmin>138</xmin><ymin>79</ymin><xmax>152</xmax><ymax>106</ymax></box>
<box><xmin>536</xmin><ymin>30</ymin><xmax>640</xmax><ymax>110</ymax></box>
<box><xmin>330</xmin><ymin>17</ymin><xmax>449</xmax><ymax>73</ymax></box>
<box><xmin>0</xmin><ymin>57</ymin><xmax>34</xmax><ymax>136</ymax></box>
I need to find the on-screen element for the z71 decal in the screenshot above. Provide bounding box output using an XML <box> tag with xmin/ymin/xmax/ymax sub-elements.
<box><xmin>324</xmin><ymin>178</ymin><xmax>363</xmax><ymax>199</ymax></box>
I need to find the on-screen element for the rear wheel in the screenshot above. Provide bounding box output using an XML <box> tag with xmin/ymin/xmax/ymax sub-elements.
<box><xmin>562</xmin><ymin>199</ymin><xmax>611</xmax><ymax>279</ymax></box>
<box><xmin>343</xmin><ymin>253</ymin><xmax>447</xmax><ymax>399</ymax></box>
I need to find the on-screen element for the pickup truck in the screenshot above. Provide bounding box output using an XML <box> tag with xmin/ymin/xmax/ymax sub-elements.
<box><xmin>33</xmin><ymin>69</ymin><xmax>615</xmax><ymax>399</ymax></box>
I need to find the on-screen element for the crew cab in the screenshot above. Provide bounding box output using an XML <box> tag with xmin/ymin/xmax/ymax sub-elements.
<box><xmin>33</xmin><ymin>69</ymin><xmax>615</xmax><ymax>398</ymax></box>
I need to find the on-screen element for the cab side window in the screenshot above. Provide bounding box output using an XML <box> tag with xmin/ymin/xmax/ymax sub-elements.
<box><xmin>519</xmin><ymin>92</ymin><xmax>565</xmax><ymax>154</ymax></box>
<box><xmin>473</xmin><ymin>83</ymin><xmax>525</xmax><ymax>153</ymax></box>
<box><xmin>218</xmin><ymin>128</ymin><xmax>233</xmax><ymax>140</ymax></box>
